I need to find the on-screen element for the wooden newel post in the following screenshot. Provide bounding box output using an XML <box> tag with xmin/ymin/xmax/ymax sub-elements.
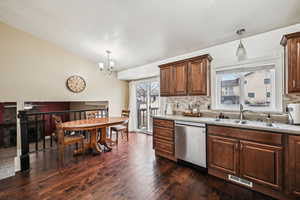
<box><xmin>18</xmin><ymin>110</ymin><xmax>30</xmax><ymax>171</ymax></box>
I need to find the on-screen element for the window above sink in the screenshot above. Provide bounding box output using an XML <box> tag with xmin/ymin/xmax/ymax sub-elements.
<box><xmin>212</xmin><ymin>56</ymin><xmax>283</xmax><ymax>112</ymax></box>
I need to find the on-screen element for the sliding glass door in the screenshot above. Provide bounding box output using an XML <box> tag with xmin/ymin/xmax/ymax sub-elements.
<box><xmin>136</xmin><ymin>79</ymin><xmax>160</xmax><ymax>134</ymax></box>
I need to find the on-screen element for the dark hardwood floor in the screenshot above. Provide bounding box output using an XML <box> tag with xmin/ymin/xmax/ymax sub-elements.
<box><xmin>0</xmin><ymin>133</ymin><xmax>275</xmax><ymax>200</ymax></box>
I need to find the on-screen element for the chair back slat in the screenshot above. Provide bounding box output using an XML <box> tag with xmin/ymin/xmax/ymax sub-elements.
<box><xmin>121</xmin><ymin>110</ymin><xmax>130</xmax><ymax>118</ymax></box>
<box><xmin>121</xmin><ymin>110</ymin><xmax>130</xmax><ymax>124</ymax></box>
<box><xmin>86</xmin><ymin>111</ymin><xmax>99</xmax><ymax>119</ymax></box>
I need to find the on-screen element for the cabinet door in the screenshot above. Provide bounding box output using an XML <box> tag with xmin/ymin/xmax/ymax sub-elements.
<box><xmin>239</xmin><ymin>140</ymin><xmax>283</xmax><ymax>190</ymax></box>
<box><xmin>287</xmin><ymin>38</ymin><xmax>300</xmax><ymax>93</ymax></box>
<box><xmin>188</xmin><ymin>59</ymin><xmax>208</xmax><ymax>95</ymax></box>
<box><xmin>160</xmin><ymin>66</ymin><xmax>174</xmax><ymax>96</ymax></box>
<box><xmin>173</xmin><ymin>63</ymin><xmax>188</xmax><ymax>95</ymax></box>
<box><xmin>288</xmin><ymin>136</ymin><xmax>300</xmax><ymax>197</ymax></box>
<box><xmin>208</xmin><ymin>135</ymin><xmax>239</xmax><ymax>175</ymax></box>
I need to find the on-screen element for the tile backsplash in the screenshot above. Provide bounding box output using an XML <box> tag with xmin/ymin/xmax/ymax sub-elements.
<box><xmin>160</xmin><ymin>94</ymin><xmax>300</xmax><ymax>124</ymax></box>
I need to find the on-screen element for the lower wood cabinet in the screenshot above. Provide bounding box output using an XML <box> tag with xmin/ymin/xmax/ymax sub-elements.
<box><xmin>239</xmin><ymin>140</ymin><xmax>283</xmax><ymax>191</ymax></box>
<box><xmin>288</xmin><ymin>135</ymin><xmax>300</xmax><ymax>197</ymax></box>
<box><xmin>152</xmin><ymin>121</ymin><xmax>299</xmax><ymax>199</ymax></box>
<box><xmin>208</xmin><ymin>135</ymin><xmax>239</xmax><ymax>176</ymax></box>
<box><xmin>207</xmin><ymin>125</ymin><xmax>288</xmax><ymax>200</ymax></box>
<box><xmin>153</xmin><ymin>119</ymin><xmax>176</xmax><ymax>161</ymax></box>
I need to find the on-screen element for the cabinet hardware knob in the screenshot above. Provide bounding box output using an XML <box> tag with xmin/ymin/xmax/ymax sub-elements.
<box><xmin>235</xmin><ymin>143</ymin><xmax>239</xmax><ymax>150</ymax></box>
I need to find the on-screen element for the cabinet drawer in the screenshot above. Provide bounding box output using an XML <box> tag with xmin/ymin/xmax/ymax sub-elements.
<box><xmin>207</xmin><ymin>125</ymin><xmax>282</xmax><ymax>146</ymax></box>
<box><xmin>156</xmin><ymin>150</ymin><xmax>176</xmax><ymax>160</ymax></box>
<box><xmin>153</xmin><ymin>138</ymin><xmax>174</xmax><ymax>154</ymax></box>
<box><xmin>153</xmin><ymin>127</ymin><xmax>173</xmax><ymax>142</ymax></box>
<box><xmin>153</xmin><ymin>119</ymin><xmax>174</xmax><ymax>129</ymax></box>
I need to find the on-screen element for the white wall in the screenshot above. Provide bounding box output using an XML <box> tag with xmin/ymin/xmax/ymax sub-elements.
<box><xmin>0</xmin><ymin>21</ymin><xmax>129</xmax><ymax>116</ymax></box>
<box><xmin>118</xmin><ymin>23</ymin><xmax>300</xmax><ymax>80</ymax></box>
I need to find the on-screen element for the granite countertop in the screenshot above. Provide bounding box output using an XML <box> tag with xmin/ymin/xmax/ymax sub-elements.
<box><xmin>152</xmin><ymin>114</ymin><xmax>300</xmax><ymax>135</ymax></box>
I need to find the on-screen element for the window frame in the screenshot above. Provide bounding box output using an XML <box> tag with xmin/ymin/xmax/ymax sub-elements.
<box><xmin>212</xmin><ymin>56</ymin><xmax>283</xmax><ymax>113</ymax></box>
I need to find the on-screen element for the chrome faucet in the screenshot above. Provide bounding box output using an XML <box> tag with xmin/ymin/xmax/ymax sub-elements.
<box><xmin>239</xmin><ymin>104</ymin><xmax>250</xmax><ymax>121</ymax></box>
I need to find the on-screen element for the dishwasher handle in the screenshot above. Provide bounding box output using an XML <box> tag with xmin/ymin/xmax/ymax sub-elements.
<box><xmin>175</xmin><ymin>121</ymin><xmax>206</xmax><ymax>128</ymax></box>
<box><xmin>175</xmin><ymin>124</ymin><xmax>205</xmax><ymax>128</ymax></box>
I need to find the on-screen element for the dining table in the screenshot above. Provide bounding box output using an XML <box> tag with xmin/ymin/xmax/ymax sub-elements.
<box><xmin>61</xmin><ymin>117</ymin><xmax>128</xmax><ymax>153</ymax></box>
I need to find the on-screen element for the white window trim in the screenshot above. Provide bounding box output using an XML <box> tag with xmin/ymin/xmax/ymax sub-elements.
<box><xmin>211</xmin><ymin>55</ymin><xmax>284</xmax><ymax>113</ymax></box>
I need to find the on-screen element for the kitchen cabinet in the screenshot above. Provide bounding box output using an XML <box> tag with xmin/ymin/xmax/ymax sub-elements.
<box><xmin>281</xmin><ymin>31</ymin><xmax>300</xmax><ymax>93</ymax></box>
<box><xmin>287</xmin><ymin>135</ymin><xmax>300</xmax><ymax>197</ymax></box>
<box><xmin>153</xmin><ymin>118</ymin><xmax>176</xmax><ymax>161</ymax></box>
<box><xmin>208</xmin><ymin>135</ymin><xmax>239</xmax><ymax>176</ymax></box>
<box><xmin>207</xmin><ymin>125</ymin><xmax>285</xmax><ymax>199</ymax></box>
<box><xmin>159</xmin><ymin>54</ymin><xmax>212</xmax><ymax>97</ymax></box>
<box><xmin>239</xmin><ymin>140</ymin><xmax>282</xmax><ymax>190</ymax></box>
<box><xmin>173</xmin><ymin>63</ymin><xmax>188</xmax><ymax>95</ymax></box>
<box><xmin>188</xmin><ymin>58</ymin><xmax>209</xmax><ymax>95</ymax></box>
<box><xmin>160</xmin><ymin>65</ymin><xmax>174</xmax><ymax>96</ymax></box>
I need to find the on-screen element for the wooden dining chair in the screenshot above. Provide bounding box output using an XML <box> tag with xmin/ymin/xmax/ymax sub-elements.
<box><xmin>110</xmin><ymin>110</ymin><xmax>130</xmax><ymax>146</ymax></box>
<box><xmin>53</xmin><ymin>115</ymin><xmax>84</xmax><ymax>155</ymax></box>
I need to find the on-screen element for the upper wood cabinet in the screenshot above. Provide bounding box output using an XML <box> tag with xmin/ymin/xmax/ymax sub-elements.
<box><xmin>159</xmin><ymin>54</ymin><xmax>212</xmax><ymax>96</ymax></box>
<box><xmin>188</xmin><ymin>58</ymin><xmax>209</xmax><ymax>95</ymax></box>
<box><xmin>160</xmin><ymin>65</ymin><xmax>174</xmax><ymax>96</ymax></box>
<box><xmin>281</xmin><ymin>32</ymin><xmax>300</xmax><ymax>93</ymax></box>
<box><xmin>173</xmin><ymin>63</ymin><xmax>188</xmax><ymax>96</ymax></box>
<box><xmin>287</xmin><ymin>135</ymin><xmax>300</xmax><ymax>197</ymax></box>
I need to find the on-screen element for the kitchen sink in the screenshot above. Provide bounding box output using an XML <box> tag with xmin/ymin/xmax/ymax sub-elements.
<box><xmin>234</xmin><ymin>120</ymin><xmax>247</xmax><ymax>124</ymax></box>
<box><xmin>265</xmin><ymin>123</ymin><xmax>278</xmax><ymax>128</ymax></box>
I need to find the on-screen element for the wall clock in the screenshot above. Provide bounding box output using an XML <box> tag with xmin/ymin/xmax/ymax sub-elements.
<box><xmin>66</xmin><ymin>75</ymin><xmax>86</xmax><ymax>93</ymax></box>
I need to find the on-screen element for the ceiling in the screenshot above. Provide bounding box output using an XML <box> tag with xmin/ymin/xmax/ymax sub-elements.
<box><xmin>0</xmin><ymin>0</ymin><xmax>300</xmax><ymax>71</ymax></box>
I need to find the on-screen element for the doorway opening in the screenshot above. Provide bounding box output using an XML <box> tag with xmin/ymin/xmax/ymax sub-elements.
<box><xmin>136</xmin><ymin>80</ymin><xmax>160</xmax><ymax>134</ymax></box>
<box><xmin>0</xmin><ymin>102</ymin><xmax>17</xmax><ymax>180</ymax></box>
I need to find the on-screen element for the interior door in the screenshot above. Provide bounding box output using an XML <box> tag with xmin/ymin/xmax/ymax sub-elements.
<box><xmin>239</xmin><ymin>140</ymin><xmax>283</xmax><ymax>190</ymax></box>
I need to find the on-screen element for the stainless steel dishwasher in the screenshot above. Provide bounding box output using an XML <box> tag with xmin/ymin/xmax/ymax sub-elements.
<box><xmin>175</xmin><ymin>121</ymin><xmax>206</xmax><ymax>168</ymax></box>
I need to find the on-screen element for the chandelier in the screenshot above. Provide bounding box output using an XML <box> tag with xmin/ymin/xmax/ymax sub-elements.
<box><xmin>98</xmin><ymin>50</ymin><xmax>115</xmax><ymax>74</ymax></box>
<box><xmin>236</xmin><ymin>28</ymin><xmax>247</xmax><ymax>61</ymax></box>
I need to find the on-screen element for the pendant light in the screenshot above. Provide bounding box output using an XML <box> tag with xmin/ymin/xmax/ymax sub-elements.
<box><xmin>98</xmin><ymin>50</ymin><xmax>115</xmax><ymax>74</ymax></box>
<box><xmin>236</xmin><ymin>29</ymin><xmax>247</xmax><ymax>61</ymax></box>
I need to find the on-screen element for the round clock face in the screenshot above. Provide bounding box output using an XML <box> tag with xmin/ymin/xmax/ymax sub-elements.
<box><xmin>66</xmin><ymin>75</ymin><xmax>86</xmax><ymax>93</ymax></box>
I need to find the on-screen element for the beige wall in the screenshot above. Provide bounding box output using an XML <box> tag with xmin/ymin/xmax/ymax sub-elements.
<box><xmin>0</xmin><ymin>21</ymin><xmax>129</xmax><ymax>116</ymax></box>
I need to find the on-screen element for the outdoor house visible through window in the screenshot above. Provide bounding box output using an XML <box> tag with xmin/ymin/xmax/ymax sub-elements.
<box><xmin>215</xmin><ymin>65</ymin><xmax>276</xmax><ymax>111</ymax></box>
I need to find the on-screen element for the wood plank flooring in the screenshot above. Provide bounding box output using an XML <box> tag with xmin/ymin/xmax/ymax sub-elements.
<box><xmin>0</xmin><ymin>133</ymin><xmax>274</xmax><ymax>200</ymax></box>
